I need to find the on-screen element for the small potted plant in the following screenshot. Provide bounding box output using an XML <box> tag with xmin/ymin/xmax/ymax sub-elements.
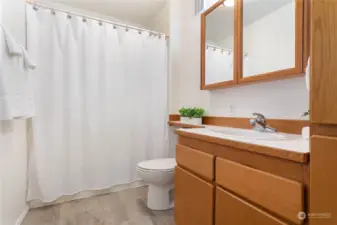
<box><xmin>179</xmin><ymin>107</ymin><xmax>205</xmax><ymax>125</ymax></box>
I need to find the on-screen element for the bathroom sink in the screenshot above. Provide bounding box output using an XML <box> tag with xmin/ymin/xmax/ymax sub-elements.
<box><xmin>206</xmin><ymin>126</ymin><xmax>288</xmax><ymax>141</ymax></box>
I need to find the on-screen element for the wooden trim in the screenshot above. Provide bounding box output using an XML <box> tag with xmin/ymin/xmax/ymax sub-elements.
<box><xmin>235</xmin><ymin>0</ymin><xmax>243</xmax><ymax>84</ymax></box>
<box><xmin>310</xmin><ymin>135</ymin><xmax>337</xmax><ymax>225</ymax></box>
<box><xmin>176</xmin><ymin>130</ymin><xmax>309</xmax><ymax>163</ymax></box>
<box><xmin>203</xmin><ymin>116</ymin><xmax>309</xmax><ymax>135</ymax></box>
<box><xmin>200</xmin><ymin>0</ymin><xmax>226</xmax><ymax>90</ymax></box>
<box><xmin>303</xmin><ymin>0</ymin><xmax>311</xmax><ymax>70</ymax></box>
<box><xmin>169</xmin><ymin>114</ymin><xmax>309</xmax><ymax>135</ymax></box>
<box><xmin>296</xmin><ymin>0</ymin><xmax>305</xmax><ymax>72</ymax></box>
<box><xmin>216</xmin><ymin>158</ymin><xmax>304</xmax><ymax>224</ymax></box>
<box><xmin>201</xmin><ymin>80</ymin><xmax>237</xmax><ymax>91</ymax></box>
<box><xmin>237</xmin><ymin>0</ymin><xmax>304</xmax><ymax>84</ymax></box>
<box><xmin>200</xmin><ymin>7</ymin><xmax>206</xmax><ymax>90</ymax></box>
<box><xmin>179</xmin><ymin>136</ymin><xmax>309</xmax><ymax>184</ymax></box>
<box><xmin>239</xmin><ymin>69</ymin><xmax>304</xmax><ymax>85</ymax></box>
<box><xmin>167</xmin><ymin>121</ymin><xmax>205</xmax><ymax>129</ymax></box>
<box><xmin>311</xmin><ymin>124</ymin><xmax>337</xmax><ymax>137</ymax></box>
<box><xmin>310</xmin><ymin>0</ymin><xmax>337</xmax><ymax>125</ymax></box>
<box><xmin>169</xmin><ymin>114</ymin><xmax>180</xmax><ymax>121</ymax></box>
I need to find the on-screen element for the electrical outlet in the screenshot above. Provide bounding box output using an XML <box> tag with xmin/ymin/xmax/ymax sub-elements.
<box><xmin>229</xmin><ymin>105</ymin><xmax>235</xmax><ymax>115</ymax></box>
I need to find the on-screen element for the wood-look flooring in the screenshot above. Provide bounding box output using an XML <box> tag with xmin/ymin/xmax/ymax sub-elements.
<box><xmin>22</xmin><ymin>186</ymin><xmax>175</xmax><ymax>225</ymax></box>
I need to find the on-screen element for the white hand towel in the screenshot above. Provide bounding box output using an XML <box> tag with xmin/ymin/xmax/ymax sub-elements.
<box><xmin>0</xmin><ymin>26</ymin><xmax>35</xmax><ymax>121</ymax></box>
<box><xmin>21</xmin><ymin>46</ymin><xmax>37</xmax><ymax>70</ymax></box>
<box><xmin>0</xmin><ymin>24</ymin><xmax>23</xmax><ymax>57</ymax></box>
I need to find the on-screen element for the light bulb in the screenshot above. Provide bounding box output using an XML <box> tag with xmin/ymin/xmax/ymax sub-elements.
<box><xmin>224</xmin><ymin>0</ymin><xmax>234</xmax><ymax>7</ymax></box>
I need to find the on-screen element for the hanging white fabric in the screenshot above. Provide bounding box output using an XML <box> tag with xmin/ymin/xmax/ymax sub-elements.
<box><xmin>205</xmin><ymin>46</ymin><xmax>233</xmax><ymax>85</ymax></box>
<box><xmin>26</xmin><ymin>6</ymin><xmax>169</xmax><ymax>202</ymax></box>
<box><xmin>0</xmin><ymin>24</ymin><xmax>36</xmax><ymax>120</ymax></box>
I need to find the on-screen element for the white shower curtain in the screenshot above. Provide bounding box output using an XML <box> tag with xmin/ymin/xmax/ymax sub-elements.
<box><xmin>26</xmin><ymin>6</ymin><xmax>169</xmax><ymax>202</ymax></box>
<box><xmin>205</xmin><ymin>47</ymin><xmax>233</xmax><ymax>85</ymax></box>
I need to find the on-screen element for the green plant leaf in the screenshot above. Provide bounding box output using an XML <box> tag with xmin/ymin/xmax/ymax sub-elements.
<box><xmin>179</xmin><ymin>107</ymin><xmax>205</xmax><ymax>118</ymax></box>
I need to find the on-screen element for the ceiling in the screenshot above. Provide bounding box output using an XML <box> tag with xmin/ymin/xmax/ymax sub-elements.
<box><xmin>206</xmin><ymin>0</ymin><xmax>293</xmax><ymax>44</ymax></box>
<box><xmin>37</xmin><ymin>0</ymin><xmax>167</xmax><ymax>27</ymax></box>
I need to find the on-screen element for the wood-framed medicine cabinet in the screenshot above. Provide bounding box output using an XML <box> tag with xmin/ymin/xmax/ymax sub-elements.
<box><xmin>201</xmin><ymin>0</ymin><xmax>310</xmax><ymax>90</ymax></box>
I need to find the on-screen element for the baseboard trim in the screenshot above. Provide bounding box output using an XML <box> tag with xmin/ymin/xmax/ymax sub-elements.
<box><xmin>169</xmin><ymin>114</ymin><xmax>309</xmax><ymax>135</ymax></box>
<box><xmin>15</xmin><ymin>206</ymin><xmax>29</xmax><ymax>225</ymax></box>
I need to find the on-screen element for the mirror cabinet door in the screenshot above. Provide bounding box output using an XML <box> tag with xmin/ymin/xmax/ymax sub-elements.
<box><xmin>239</xmin><ymin>0</ymin><xmax>303</xmax><ymax>83</ymax></box>
<box><xmin>201</xmin><ymin>0</ymin><xmax>237</xmax><ymax>90</ymax></box>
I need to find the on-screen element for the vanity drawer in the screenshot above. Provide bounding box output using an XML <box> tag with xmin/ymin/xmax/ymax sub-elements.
<box><xmin>216</xmin><ymin>187</ymin><xmax>288</xmax><ymax>225</ymax></box>
<box><xmin>176</xmin><ymin>144</ymin><xmax>214</xmax><ymax>180</ymax></box>
<box><xmin>216</xmin><ymin>158</ymin><xmax>304</xmax><ymax>224</ymax></box>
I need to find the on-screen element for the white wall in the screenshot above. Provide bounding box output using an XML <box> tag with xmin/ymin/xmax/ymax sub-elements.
<box><xmin>149</xmin><ymin>1</ymin><xmax>170</xmax><ymax>35</ymax></box>
<box><xmin>0</xmin><ymin>1</ymin><xmax>29</xmax><ymax>225</ymax></box>
<box><xmin>243</xmin><ymin>2</ymin><xmax>295</xmax><ymax>77</ymax></box>
<box><xmin>33</xmin><ymin>0</ymin><xmax>150</xmax><ymax>30</ymax></box>
<box><xmin>169</xmin><ymin>0</ymin><xmax>309</xmax><ymax>119</ymax></box>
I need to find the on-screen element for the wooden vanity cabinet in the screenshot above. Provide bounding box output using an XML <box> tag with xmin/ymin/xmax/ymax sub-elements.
<box><xmin>216</xmin><ymin>187</ymin><xmax>289</xmax><ymax>225</ymax></box>
<box><xmin>310</xmin><ymin>1</ymin><xmax>337</xmax><ymax>224</ymax></box>
<box><xmin>174</xmin><ymin>166</ymin><xmax>214</xmax><ymax>225</ymax></box>
<box><xmin>175</xmin><ymin>135</ymin><xmax>309</xmax><ymax>225</ymax></box>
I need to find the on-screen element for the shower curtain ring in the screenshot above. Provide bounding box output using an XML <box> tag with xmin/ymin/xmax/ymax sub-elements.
<box><xmin>82</xmin><ymin>17</ymin><xmax>87</xmax><ymax>22</ymax></box>
<box><xmin>51</xmin><ymin>10</ymin><xmax>56</xmax><ymax>15</ymax></box>
<box><xmin>99</xmin><ymin>21</ymin><xmax>103</xmax><ymax>26</ymax></box>
<box><xmin>33</xmin><ymin>6</ymin><xmax>38</xmax><ymax>11</ymax></box>
<box><xmin>125</xmin><ymin>27</ymin><xmax>129</xmax><ymax>32</ymax></box>
<box><xmin>67</xmin><ymin>14</ymin><xmax>72</xmax><ymax>19</ymax></box>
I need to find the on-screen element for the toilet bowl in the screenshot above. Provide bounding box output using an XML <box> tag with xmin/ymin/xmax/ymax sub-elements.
<box><xmin>137</xmin><ymin>158</ymin><xmax>176</xmax><ymax>210</ymax></box>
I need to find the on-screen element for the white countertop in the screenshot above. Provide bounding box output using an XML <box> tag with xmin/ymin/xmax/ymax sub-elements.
<box><xmin>178</xmin><ymin>125</ymin><xmax>310</xmax><ymax>154</ymax></box>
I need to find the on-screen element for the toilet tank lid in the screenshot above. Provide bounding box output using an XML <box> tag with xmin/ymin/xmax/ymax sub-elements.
<box><xmin>137</xmin><ymin>158</ymin><xmax>177</xmax><ymax>171</ymax></box>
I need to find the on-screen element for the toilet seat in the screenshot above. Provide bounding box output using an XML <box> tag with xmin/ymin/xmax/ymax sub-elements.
<box><xmin>137</xmin><ymin>158</ymin><xmax>176</xmax><ymax>173</ymax></box>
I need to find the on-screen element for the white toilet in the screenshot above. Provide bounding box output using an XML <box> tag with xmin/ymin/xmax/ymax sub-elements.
<box><xmin>137</xmin><ymin>158</ymin><xmax>176</xmax><ymax>210</ymax></box>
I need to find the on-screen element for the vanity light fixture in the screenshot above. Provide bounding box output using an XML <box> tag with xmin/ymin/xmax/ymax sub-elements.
<box><xmin>223</xmin><ymin>0</ymin><xmax>234</xmax><ymax>7</ymax></box>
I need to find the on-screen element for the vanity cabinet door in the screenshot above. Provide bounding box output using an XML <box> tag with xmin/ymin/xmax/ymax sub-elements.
<box><xmin>216</xmin><ymin>187</ymin><xmax>288</xmax><ymax>225</ymax></box>
<box><xmin>174</xmin><ymin>166</ymin><xmax>214</xmax><ymax>225</ymax></box>
<box><xmin>216</xmin><ymin>158</ymin><xmax>304</xmax><ymax>224</ymax></box>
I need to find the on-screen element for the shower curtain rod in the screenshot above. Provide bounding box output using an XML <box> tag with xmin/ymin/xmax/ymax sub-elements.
<box><xmin>26</xmin><ymin>2</ymin><xmax>168</xmax><ymax>38</ymax></box>
<box><xmin>206</xmin><ymin>44</ymin><xmax>248</xmax><ymax>56</ymax></box>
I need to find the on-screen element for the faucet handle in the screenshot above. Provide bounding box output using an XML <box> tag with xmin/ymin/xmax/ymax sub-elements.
<box><xmin>252</xmin><ymin>113</ymin><xmax>266</xmax><ymax>121</ymax></box>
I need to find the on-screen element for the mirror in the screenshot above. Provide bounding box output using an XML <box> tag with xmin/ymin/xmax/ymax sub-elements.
<box><xmin>201</xmin><ymin>0</ymin><xmax>305</xmax><ymax>90</ymax></box>
<box><xmin>241</xmin><ymin>0</ymin><xmax>300</xmax><ymax>79</ymax></box>
<box><xmin>201</xmin><ymin>0</ymin><xmax>237</xmax><ymax>89</ymax></box>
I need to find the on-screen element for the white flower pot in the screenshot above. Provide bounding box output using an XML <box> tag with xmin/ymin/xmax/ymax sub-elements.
<box><xmin>180</xmin><ymin>117</ymin><xmax>202</xmax><ymax>125</ymax></box>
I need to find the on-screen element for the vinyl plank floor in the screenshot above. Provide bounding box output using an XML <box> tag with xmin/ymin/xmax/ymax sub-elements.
<box><xmin>22</xmin><ymin>186</ymin><xmax>175</xmax><ymax>225</ymax></box>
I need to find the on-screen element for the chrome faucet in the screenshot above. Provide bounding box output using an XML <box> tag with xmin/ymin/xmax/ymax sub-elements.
<box><xmin>250</xmin><ymin>113</ymin><xmax>277</xmax><ymax>132</ymax></box>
